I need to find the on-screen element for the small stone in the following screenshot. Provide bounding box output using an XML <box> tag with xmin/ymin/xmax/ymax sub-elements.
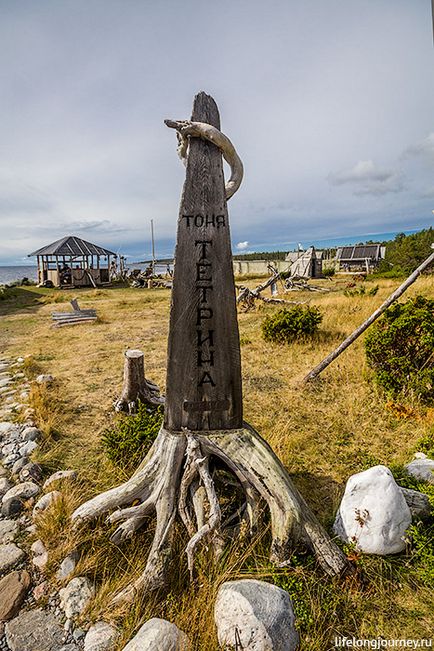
<box><xmin>0</xmin><ymin>520</ymin><xmax>20</xmax><ymax>544</ymax></box>
<box><xmin>84</xmin><ymin>621</ymin><xmax>119</xmax><ymax>651</ymax></box>
<box><xmin>31</xmin><ymin>539</ymin><xmax>49</xmax><ymax>570</ymax></box>
<box><xmin>13</xmin><ymin>373</ymin><xmax>24</xmax><ymax>379</ymax></box>
<box><xmin>21</xmin><ymin>426</ymin><xmax>40</xmax><ymax>442</ymax></box>
<box><xmin>0</xmin><ymin>477</ymin><xmax>11</xmax><ymax>497</ymax></box>
<box><xmin>405</xmin><ymin>457</ymin><xmax>434</xmax><ymax>484</ymax></box>
<box><xmin>16</xmin><ymin>358</ymin><xmax>24</xmax><ymax>364</ymax></box>
<box><xmin>64</xmin><ymin>618</ymin><xmax>73</xmax><ymax>632</ymax></box>
<box><xmin>2</xmin><ymin>443</ymin><xmax>17</xmax><ymax>457</ymax></box>
<box><xmin>121</xmin><ymin>618</ymin><xmax>190</xmax><ymax>651</ymax></box>
<box><xmin>18</xmin><ymin>462</ymin><xmax>43</xmax><ymax>483</ymax></box>
<box><xmin>59</xmin><ymin>576</ymin><xmax>95</xmax><ymax>619</ymax></box>
<box><xmin>33</xmin><ymin>490</ymin><xmax>62</xmax><ymax>517</ymax></box>
<box><xmin>0</xmin><ymin>544</ymin><xmax>25</xmax><ymax>573</ymax></box>
<box><xmin>73</xmin><ymin>627</ymin><xmax>86</xmax><ymax>641</ymax></box>
<box><xmin>333</xmin><ymin>465</ymin><xmax>412</xmax><ymax>554</ymax></box>
<box><xmin>36</xmin><ymin>374</ymin><xmax>54</xmax><ymax>384</ymax></box>
<box><xmin>33</xmin><ymin>580</ymin><xmax>49</xmax><ymax>601</ymax></box>
<box><xmin>1</xmin><ymin>481</ymin><xmax>40</xmax><ymax>516</ymax></box>
<box><xmin>0</xmin><ymin>379</ymin><xmax>11</xmax><ymax>388</ymax></box>
<box><xmin>6</xmin><ymin>608</ymin><xmax>65</xmax><ymax>651</ymax></box>
<box><xmin>0</xmin><ymin>570</ymin><xmax>31</xmax><ymax>621</ymax></box>
<box><xmin>56</xmin><ymin>551</ymin><xmax>79</xmax><ymax>581</ymax></box>
<box><xmin>11</xmin><ymin>457</ymin><xmax>27</xmax><ymax>476</ymax></box>
<box><xmin>2</xmin><ymin>453</ymin><xmax>19</xmax><ymax>468</ymax></box>
<box><xmin>44</xmin><ymin>469</ymin><xmax>77</xmax><ymax>489</ymax></box>
<box><xmin>214</xmin><ymin>579</ymin><xmax>299</xmax><ymax>651</ymax></box>
<box><xmin>18</xmin><ymin>440</ymin><xmax>38</xmax><ymax>457</ymax></box>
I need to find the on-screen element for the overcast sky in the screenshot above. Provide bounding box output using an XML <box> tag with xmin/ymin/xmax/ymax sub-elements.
<box><xmin>1</xmin><ymin>0</ymin><xmax>433</xmax><ymax>264</ymax></box>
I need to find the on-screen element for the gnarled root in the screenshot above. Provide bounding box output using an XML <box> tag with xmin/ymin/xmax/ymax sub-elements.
<box><xmin>71</xmin><ymin>425</ymin><xmax>351</xmax><ymax>605</ymax></box>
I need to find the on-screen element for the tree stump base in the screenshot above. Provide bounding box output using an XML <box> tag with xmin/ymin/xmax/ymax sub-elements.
<box><xmin>72</xmin><ymin>423</ymin><xmax>351</xmax><ymax>605</ymax></box>
<box><xmin>114</xmin><ymin>349</ymin><xmax>164</xmax><ymax>413</ymax></box>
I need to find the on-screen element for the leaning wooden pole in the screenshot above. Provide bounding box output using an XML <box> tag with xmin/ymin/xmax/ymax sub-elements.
<box><xmin>303</xmin><ymin>245</ymin><xmax>434</xmax><ymax>383</ymax></box>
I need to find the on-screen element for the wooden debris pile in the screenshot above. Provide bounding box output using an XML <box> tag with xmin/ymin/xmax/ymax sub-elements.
<box><xmin>51</xmin><ymin>299</ymin><xmax>97</xmax><ymax>327</ymax></box>
<box><xmin>236</xmin><ymin>265</ymin><xmax>305</xmax><ymax>312</ymax></box>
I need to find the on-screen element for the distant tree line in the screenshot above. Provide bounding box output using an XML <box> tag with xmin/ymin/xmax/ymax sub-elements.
<box><xmin>380</xmin><ymin>228</ymin><xmax>433</xmax><ymax>274</ymax></box>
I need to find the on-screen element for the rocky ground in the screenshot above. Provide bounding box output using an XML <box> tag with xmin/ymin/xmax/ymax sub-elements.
<box><xmin>0</xmin><ymin>356</ymin><xmax>120</xmax><ymax>651</ymax></box>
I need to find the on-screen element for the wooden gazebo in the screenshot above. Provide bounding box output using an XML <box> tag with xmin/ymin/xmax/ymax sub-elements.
<box><xmin>29</xmin><ymin>235</ymin><xmax>117</xmax><ymax>288</ymax></box>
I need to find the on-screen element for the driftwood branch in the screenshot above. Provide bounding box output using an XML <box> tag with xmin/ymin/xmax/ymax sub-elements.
<box><xmin>164</xmin><ymin>119</ymin><xmax>243</xmax><ymax>199</ymax></box>
<box><xmin>303</xmin><ymin>246</ymin><xmax>434</xmax><ymax>383</ymax></box>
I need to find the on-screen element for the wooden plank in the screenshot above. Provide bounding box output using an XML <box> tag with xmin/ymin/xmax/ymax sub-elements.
<box><xmin>164</xmin><ymin>92</ymin><xmax>242</xmax><ymax>431</ymax></box>
<box><xmin>53</xmin><ymin>318</ymin><xmax>97</xmax><ymax>328</ymax></box>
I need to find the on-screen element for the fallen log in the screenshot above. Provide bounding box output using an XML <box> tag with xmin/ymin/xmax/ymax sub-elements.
<box><xmin>303</xmin><ymin>245</ymin><xmax>434</xmax><ymax>383</ymax></box>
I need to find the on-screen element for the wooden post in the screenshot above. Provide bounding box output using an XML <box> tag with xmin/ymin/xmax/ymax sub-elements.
<box><xmin>303</xmin><ymin>245</ymin><xmax>434</xmax><ymax>383</ymax></box>
<box><xmin>164</xmin><ymin>92</ymin><xmax>242</xmax><ymax>431</ymax></box>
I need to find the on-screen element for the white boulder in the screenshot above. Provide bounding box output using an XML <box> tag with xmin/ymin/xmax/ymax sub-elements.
<box><xmin>84</xmin><ymin>621</ymin><xmax>119</xmax><ymax>651</ymax></box>
<box><xmin>405</xmin><ymin>454</ymin><xmax>434</xmax><ymax>484</ymax></box>
<box><xmin>214</xmin><ymin>579</ymin><xmax>299</xmax><ymax>651</ymax></box>
<box><xmin>333</xmin><ymin>465</ymin><xmax>412</xmax><ymax>554</ymax></box>
<box><xmin>121</xmin><ymin>618</ymin><xmax>190</xmax><ymax>651</ymax></box>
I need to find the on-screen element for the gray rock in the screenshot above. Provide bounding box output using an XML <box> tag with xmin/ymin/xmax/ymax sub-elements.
<box><xmin>0</xmin><ymin>570</ymin><xmax>31</xmax><ymax>621</ymax></box>
<box><xmin>36</xmin><ymin>374</ymin><xmax>54</xmax><ymax>384</ymax></box>
<box><xmin>44</xmin><ymin>469</ymin><xmax>77</xmax><ymax>488</ymax></box>
<box><xmin>5</xmin><ymin>608</ymin><xmax>66</xmax><ymax>651</ymax></box>
<box><xmin>0</xmin><ymin>477</ymin><xmax>11</xmax><ymax>498</ymax></box>
<box><xmin>59</xmin><ymin>576</ymin><xmax>95</xmax><ymax>618</ymax></box>
<box><xmin>400</xmin><ymin>487</ymin><xmax>432</xmax><ymax>519</ymax></box>
<box><xmin>121</xmin><ymin>618</ymin><xmax>190</xmax><ymax>651</ymax></box>
<box><xmin>56</xmin><ymin>550</ymin><xmax>79</xmax><ymax>581</ymax></box>
<box><xmin>11</xmin><ymin>457</ymin><xmax>28</xmax><ymax>476</ymax></box>
<box><xmin>73</xmin><ymin>627</ymin><xmax>86</xmax><ymax>641</ymax></box>
<box><xmin>0</xmin><ymin>520</ymin><xmax>19</xmax><ymax>544</ymax></box>
<box><xmin>1</xmin><ymin>443</ymin><xmax>17</xmax><ymax>458</ymax></box>
<box><xmin>21</xmin><ymin>426</ymin><xmax>40</xmax><ymax>442</ymax></box>
<box><xmin>2</xmin><ymin>453</ymin><xmax>19</xmax><ymax>468</ymax></box>
<box><xmin>33</xmin><ymin>490</ymin><xmax>62</xmax><ymax>517</ymax></box>
<box><xmin>19</xmin><ymin>461</ymin><xmax>43</xmax><ymax>483</ymax></box>
<box><xmin>405</xmin><ymin>455</ymin><xmax>434</xmax><ymax>484</ymax></box>
<box><xmin>18</xmin><ymin>440</ymin><xmax>38</xmax><ymax>457</ymax></box>
<box><xmin>84</xmin><ymin>621</ymin><xmax>119</xmax><ymax>651</ymax></box>
<box><xmin>1</xmin><ymin>481</ymin><xmax>40</xmax><ymax>516</ymax></box>
<box><xmin>214</xmin><ymin>579</ymin><xmax>299</xmax><ymax>651</ymax></box>
<box><xmin>0</xmin><ymin>544</ymin><xmax>25</xmax><ymax>573</ymax></box>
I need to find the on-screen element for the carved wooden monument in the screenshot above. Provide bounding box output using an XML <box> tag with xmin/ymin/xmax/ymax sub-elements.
<box><xmin>72</xmin><ymin>92</ymin><xmax>350</xmax><ymax>604</ymax></box>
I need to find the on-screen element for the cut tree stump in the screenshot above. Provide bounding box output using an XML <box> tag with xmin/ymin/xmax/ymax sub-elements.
<box><xmin>114</xmin><ymin>349</ymin><xmax>164</xmax><ymax>413</ymax></box>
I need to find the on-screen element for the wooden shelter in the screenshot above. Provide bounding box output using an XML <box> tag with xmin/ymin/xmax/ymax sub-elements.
<box><xmin>336</xmin><ymin>244</ymin><xmax>385</xmax><ymax>272</ymax></box>
<box><xmin>29</xmin><ymin>235</ymin><xmax>117</xmax><ymax>288</ymax></box>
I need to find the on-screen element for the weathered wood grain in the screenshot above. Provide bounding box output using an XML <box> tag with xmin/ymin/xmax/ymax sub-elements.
<box><xmin>164</xmin><ymin>92</ymin><xmax>242</xmax><ymax>431</ymax></box>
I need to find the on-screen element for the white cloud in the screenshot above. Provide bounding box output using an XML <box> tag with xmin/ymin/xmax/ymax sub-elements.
<box><xmin>328</xmin><ymin>160</ymin><xmax>405</xmax><ymax>196</ymax></box>
<box><xmin>236</xmin><ymin>241</ymin><xmax>249</xmax><ymax>250</ymax></box>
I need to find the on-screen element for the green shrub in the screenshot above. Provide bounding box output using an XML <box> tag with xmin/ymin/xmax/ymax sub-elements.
<box><xmin>102</xmin><ymin>402</ymin><xmax>163</xmax><ymax>470</ymax></box>
<box><xmin>365</xmin><ymin>295</ymin><xmax>434</xmax><ymax>405</ymax></box>
<box><xmin>322</xmin><ymin>267</ymin><xmax>336</xmax><ymax>278</ymax></box>
<box><xmin>344</xmin><ymin>284</ymin><xmax>379</xmax><ymax>297</ymax></box>
<box><xmin>261</xmin><ymin>305</ymin><xmax>323</xmax><ymax>344</ymax></box>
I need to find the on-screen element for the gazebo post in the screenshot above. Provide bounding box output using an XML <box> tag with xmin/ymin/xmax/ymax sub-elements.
<box><xmin>55</xmin><ymin>255</ymin><xmax>60</xmax><ymax>287</ymax></box>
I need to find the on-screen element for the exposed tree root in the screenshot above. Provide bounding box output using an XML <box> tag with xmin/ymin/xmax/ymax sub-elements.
<box><xmin>71</xmin><ymin>425</ymin><xmax>351</xmax><ymax>604</ymax></box>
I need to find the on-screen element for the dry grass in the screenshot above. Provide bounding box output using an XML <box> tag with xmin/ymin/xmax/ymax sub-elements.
<box><xmin>1</xmin><ymin>277</ymin><xmax>433</xmax><ymax>648</ymax></box>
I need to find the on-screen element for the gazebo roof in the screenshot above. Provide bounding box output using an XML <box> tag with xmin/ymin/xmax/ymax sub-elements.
<box><xmin>29</xmin><ymin>235</ymin><xmax>117</xmax><ymax>258</ymax></box>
